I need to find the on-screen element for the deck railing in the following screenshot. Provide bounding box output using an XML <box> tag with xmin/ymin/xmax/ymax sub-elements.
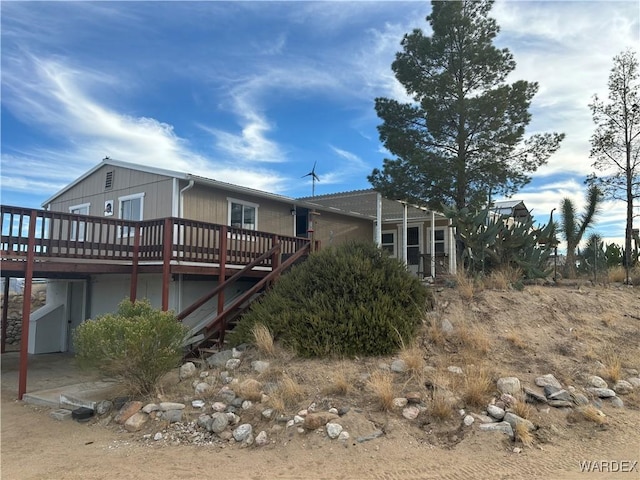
<box><xmin>1</xmin><ymin>205</ymin><xmax>310</xmax><ymax>268</ymax></box>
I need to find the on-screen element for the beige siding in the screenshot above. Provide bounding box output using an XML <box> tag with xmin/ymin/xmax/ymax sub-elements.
<box><xmin>183</xmin><ymin>185</ymin><xmax>296</xmax><ymax>237</ymax></box>
<box><xmin>47</xmin><ymin>165</ymin><xmax>174</xmax><ymax>220</ymax></box>
<box><xmin>313</xmin><ymin>211</ymin><xmax>373</xmax><ymax>247</ymax></box>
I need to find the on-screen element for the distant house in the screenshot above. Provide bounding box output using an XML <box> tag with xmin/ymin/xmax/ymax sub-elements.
<box><xmin>490</xmin><ymin>200</ymin><xmax>532</xmax><ymax>226</ymax></box>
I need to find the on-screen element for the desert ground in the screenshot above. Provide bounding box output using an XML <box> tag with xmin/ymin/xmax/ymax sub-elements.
<box><xmin>2</xmin><ymin>284</ymin><xmax>639</xmax><ymax>480</ymax></box>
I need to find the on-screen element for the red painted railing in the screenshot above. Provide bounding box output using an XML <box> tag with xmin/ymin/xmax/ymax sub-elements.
<box><xmin>0</xmin><ymin>205</ymin><xmax>310</xmax><ymax>268</ymax></box>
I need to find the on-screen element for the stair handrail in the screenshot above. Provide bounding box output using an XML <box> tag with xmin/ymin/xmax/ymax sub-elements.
<box><xmin>190</xmin><ymin>241</ymin><xmax>311</xmax><ymax>351</ymax></box>
<box><xmin>176</xmin><ymin>242</ymin><xmax>284</xmax><ymax>321</ymax></box>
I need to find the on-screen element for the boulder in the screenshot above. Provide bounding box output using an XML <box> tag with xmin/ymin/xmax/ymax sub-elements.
<box><xmin>497</xmin><ymin>377</ymin><xmax>521</xmax><ymax>395</ymax></box>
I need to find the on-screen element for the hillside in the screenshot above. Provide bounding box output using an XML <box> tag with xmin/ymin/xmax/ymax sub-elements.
<box><xmin>2</xmin><ymin>284</ymin><xmax>639</xmax><ymax>480</ymax></box>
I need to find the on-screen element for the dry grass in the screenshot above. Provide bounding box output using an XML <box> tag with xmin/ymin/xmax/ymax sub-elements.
<box><xmin>430</xmin><ymin>388</ymin><xmax>454</xmax><ymax>420</ymax></box>
<box><xmin>367</xmin><ymin>371</ymin><xmax>395</xmax><ymax>412</ymax></box>
<box><xmin>455</xmin><ymin>271</ymin><xmax>477</xmax><ymax>300</ymax></box>
<box><xmin>600</xmin><ymin>312</ymin><xmax>617</xmax><ymax>328</ymax></box>
<box><xmin>511</xmin><ymin>397</ymin><xmax>534</xmax><ymax>420</ymax></box>
<box><xmin>600</xmin><ymin>350</ymin><xmax>622</xmax><ymax>383</ymax></box>
<box><xmin>233</xmin><ymin>378</ymin><xmax>263</xmax><ymax>402</ymax></box>
<box><xmin>399</xmin><ymin>344</ymin><xmax>426</xmax><ymax>378</ymax></box>
<box><xmin>514</xmin><ymin>422</ymin><xmax>534</xmax><ymax>447</ymax></box>
<box><xmin>266</xmin><ymin>394</ymin><xmax>286</xmax><ymax>417</ymax></box>
<box><xmin>324</xmin><ymin>364</ymin><xmax>352</xmax><ymax>396</ymax></box>
<box><xmin>452</xmin><ymin>323</ymin><xmax>491</xmax><ymax>356</ymax></box>
<box><xmin>277</xmin><ymin>374</ymin><xmax>305</xmax><ymax>407</ymax></box>
<box><xmin>505</xmin><ymin>332</ymin><xmax>527</xmax><ymax>350</ymax></box>
<box><xmin>424</xmin><ymin>314</ymin><xmax>447</xmax><ymax>348</ymax></box>
<box><xmin>573</xmin><ymin>405</ymin><xmax>607</xmax><ymax>425</ymax></box>
<box><xmin>462</xmin><ymin>367</ymin><xmax>493</xmax><ymax>408</ymax></box>
<box><xmin>484</xmin><ymin>267</ymin><xmax>522</xmax><ymax>290</ymax></box>
<box><xmin>251</xmin><ymin>323</ymin><xmax>276</xmax><ymax>357</ymax></box>
<box><xmin>607</xmin><ymin>266</ymin><xmax>627</xmax><ymax>283</ymax></box>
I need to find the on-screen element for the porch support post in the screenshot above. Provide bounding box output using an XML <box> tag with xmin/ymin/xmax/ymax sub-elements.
<box><xmin>217</xmin><ymin>226</ymin><xmax>227</xmax><ymax>315</ymax></box>
<box><xmin>161</xmin><ymin>218</ymin><xmax>172</xmax><ymax>311</ymax></box>
<box><xmin>431</xmin><ymin>210</ymin><xmax>436</xmax><ymax>278</ymax></box>
<box><xmin>18</xmin><ymin>210</ymin><xmax>37</xmax><ymax>400</ymax></box>
<box><xmin>402</xmin><ymin>202</ymin><xmax>408</xmax><ymax>265</ymax></box>
<box><xmin>1</xmin><ymin>276</ymin><xmax>10</xmax><ymax>354</ymax></box>
<box><xmin>129</xmin><ymin>223</ymin><xmax>140</xmax><ymax>303</ymax></box>
<box><xmin>375</xmin><ymin>192</ymin><xmax>382</xmax><ymax>247</ymax></box>
<box><xmin>449</xmin><ymin>219</ymin><xmax>457</xmax><ymax>275</ymax></box>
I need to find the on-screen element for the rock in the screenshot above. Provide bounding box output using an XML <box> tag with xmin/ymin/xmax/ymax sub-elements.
<box><xmin>393</xmin><ymin>397</ymin><xmax>408</xmax><ymax>408</ymax></box>
<box><xmin>206</xmin><ymin>350</ymin><xmax>233</xmax><ymax>368</ymax></box>
<box><xmin>547</xmin><ymin>389</ymin><xmax>573</xmax><ymax>402</ymax></box>
<box><xmin>233</xmin><ymin>424</ymin><xmax>253</xmax><ymax>442</ymax></box>
<box><xmin>588</xmin><ymin>375</ymin><xmax>608</xmax><ymax>388</ymax></box>
<box><xmin>478</xmin><ymin>421</ymin><xmax>514</xmax><ymax>437</ymax></box>
<box><xmin>226</xmin><ymin>358</ymin><xmax>241</xmax><ymax>370</ymax></box>
<box><xmin>338</xmin><ymin>431</ymin><xmax>350</xmax><ymax>441</ymax></box>
<box><xmin>153</xmin><ymin>432</ymin><xmax>163</xmax><ymax>441</ymax></box>
<box><xmin>337</xmin><ymin>406</ymin><xmax>350</xmax><ymax>416</ymax></box>
<box><xmin>142</xmin><ymin>403</ymin><xmax>159</xmax><ymax>414</ymax></box>
<box><xmin>95</xmin><ymin>400</ymin><xmax>113</xmax><ymax>415</ymax></box>
<box><xmin>216</xmin><ymin>386</ymin><xmax>236</xmax><ymax>403</ymax></box>
<box><xmin>255</xmin><ymin>431</ymin><xmax>268</xmax><ymax>446</ymax></box>
<box><xmin>262</xmin><ymin>409</ymin><xmax>274</xmax><ymax>419</ymax></box>
<box><xmin>548</xmin><ymin>400</ymin><xmax>573</xmax><ymax>408</ymax></box>
<box><xmin>124</xmin><ymin>412</ymin><xmax>149</xmax><ymax>432</ymax></box>
<box><xmin>402</xmin><ymin>406</ymin><xmax>420</xmax><ymax>420</ymax></box>
<box><xmin>356</xmin><ymin>430</ymin><xmax>384</xmax><ymax>443</ymax></box>
<box><xmin>231</xmin><ymin>347</ymin><xmax>244</xmax><ymax>359</ymax></box>
<box><xmin>159</xmin><ymin>402</ymin><xmax>185</xmax><ymax>411</ymax></box>
<box><xmin>500</xmin><ymin>393</ymin><xmax>517</xmax><ymax>406</ymax></box>
<box><xmin>198</xmin><ymin>414</ymin><xmax>213</xmax><ymax>431</ymax></box>
<box><xmin>627</xmin><ymin>377</ymin><xmax>640</xmax><ymax>388</ymax></box>
<box><xmin>497</xmin><ymin>377</ymin><xmax>521</xmax><ymax>395</ymax></box>
<box><xmin>192</xmin><ymin>400</ymin><xmax>205</xmax><ymax>408</ymax></box>
<box><xmin>441</xmin><ymin>318</ymin><xmax>454</xmax><ymax>333</ymax></box>
<box><xmin>390</xmin><ymin>359</ymin><xmax>407</xmax><ymax>373</ymax></box>
<box><xmin>210</xmin><ymin>412</ymin><xmax>229</xmax><ymax>433</ymax></box>
<box><xmin>328</xmin><ymin>408</ymin><xmax>339</xmax><ymax>415</ymax></box>
<box><xmin>226</xmin><ymin>412</ymin><xmax>240</xmax><ymax>425</ymax></box>
<box><xmin>523</xmin><ymin>387</ymin><xmax>547</xmax><ymax>403</ymax></box>
<box><xmin>161</xmin><ymin>409</ymin><xmax>183</xmax><ymax>423</ymax></box>
<box><xmin>487</xmin><ymin>405</ymin><xmax>505</xmax><ymax>420</ymax></box>
<box><xmin>463</xmin><ymin>415</ymin><xmax>474</xmax><ymax>426</ymax></box>
<box><xmin>573</xmin><ymin>393</ymin><xmax>589</xmax><ymax>406</ymax></box>
<box><xmin>471</xmin><ymin>413</ymin><xmax>495</xmax><ymax>424</ymax></box>
<box><xmin>447</xmin><ymin>366</ymin><xmax>464</xmax><ymax>375</ymax></box>
<box><xmin>613</xmin><ymin>380</ymin><xmax>633</xmax><ymax>395</ymax></box>
<box><xmin>535</xmin><ymin>374</ymin><xmax>562</xmax><ymax>389</ymax></box>
<box><xmin>406</xmin><ymin>392</ymin><xmax>422</xmax><ymax>404</ymax></box>
<box><xmin>586</xmin><ymin>387</ymin><xmax>616</xmax><ymax>398</ymax></box>
<box><xmin>50</xmin><ymin>409</ymin><xmax>72</xmax><ymax>421</ymax></box>
<box><xmin>503</xmin><ymin>412</ymin><xmax>535</xmax><ymax>432</ymax></box>
<box><xmin>609</xmin><ymin>397</ymin><xmax>624</xmax><ymax>408</ymax></box>
<box><xmin>179</xmin><ymin>362</ymin><xmax>197</xmax><ymax>380</ymax></box>
<box><xmin>326</xmin><ymin>422</ymin><xmax>343</xmax><ymax>439</ymax></box>
<box><xmin>251</xmin><ymin>360</ymin><xmax>270</xmax><ymax>373</ymax></box>
<box><xmin>304</xmin><ymin>412</ymin><xmax>339</xmax><ymax>430</ymax></box>
<box><xmin>114</xmin><ymin>401</ymin><xmax>143</xmax><ymax>424</ymax></box>
<box><xmin>194</xmin><ymin>382</ymin><xmax>211</xmax><ymax>396</ymax></box>
<box><xmin>241</xmin><ymin>400</ymin><xmax>253</xmax><ymax>410</ymax></box>
<box><xmin>543</xmin><ymin>385</ymin><xmax>562</xmax><ymax>397</ymax></box>
<box><xmin>212</xmin><ymin>402</ymin><xmax>227</xmax><ymax>412</ymax></box>
<box><xmin>293</xmin><ymin>415</ymin><xmax>305</xmax><ymax>424</ymax></box>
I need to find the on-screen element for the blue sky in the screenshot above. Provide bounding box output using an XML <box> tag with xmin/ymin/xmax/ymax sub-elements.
<box><xmin>1</xmin><ymin>1</ymin><xmax>638</xmax><ymax>247</ymax></box>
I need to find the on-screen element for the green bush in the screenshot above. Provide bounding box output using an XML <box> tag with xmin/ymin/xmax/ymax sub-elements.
<box><xmin>73</xmin><ymin>299</ymin><xmax>188</xmax><ymax>396</ymax></box>
<box><xmin>230</xmin><ymin>241</ymin><xmax>431</xmax><ymax>357</ymax></box>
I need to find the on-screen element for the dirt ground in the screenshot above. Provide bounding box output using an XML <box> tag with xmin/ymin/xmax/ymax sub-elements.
<box><xmin>2</xmin><ymin>284</ymin><xmax>639</xmax><ymax>480</ymax></box>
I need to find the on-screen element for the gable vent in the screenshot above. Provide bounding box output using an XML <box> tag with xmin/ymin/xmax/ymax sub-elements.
<box><xmin>105</xmin><ymin>171</ymin><xmax>114</xmax><ymax>190</ymax></box>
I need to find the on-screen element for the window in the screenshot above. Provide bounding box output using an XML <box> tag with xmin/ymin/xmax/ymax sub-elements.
<box><xmin>435</xmin><ymin>229</ymin><xmax>446</xmax><ymax>254</ymax></box>
<box><xmin>407</xmin><ymin>226</ymin><xmax>420</xmax><ymax>266</ymax></box>
<box><xmin>69</xmin><ymin>203</ymin><xmax>90</xmax><ymax>241</ymax></box>
<box><xmin>227</xmin><ymin>198</ymin><xmax>258</xmax><ymax>230</ymax></box>
<box><xmin>381</xmin><ymin>231</ymin><xmax>396</xmax><ymax>256</ymax></box>
<box><xmin>118</xmin><ymin>193</ymin><xmax>144</xmax><ymax>236</ymax></box>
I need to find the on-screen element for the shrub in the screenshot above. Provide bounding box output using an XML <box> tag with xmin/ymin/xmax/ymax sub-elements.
<box><xmin>73</xmin><ymin>299</ymin><xmax>188</xmax><ymax>396</ymax></box>
<box><xmin>230</xmin><ymin>241</ymin><xmax>431</xmax><ymax>357</ymax></box>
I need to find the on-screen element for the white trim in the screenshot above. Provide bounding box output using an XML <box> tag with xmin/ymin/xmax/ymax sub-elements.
<box><xmin>69</xmin><ymin>203</ymin><xmax>90</xmax><ymax>214</ymax></box>
<box><xmin>381</xmin><ymin>229</ymin><xmax>397</xmax><ymax>257</ymax></box>
<box><xmin>118</xmin><ymin>192</ymin><xmax>145</xmax><ymax>237</ymax></box>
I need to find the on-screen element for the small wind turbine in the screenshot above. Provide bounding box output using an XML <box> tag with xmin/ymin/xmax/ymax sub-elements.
<box><xmin>302</xmin><ymin>161</ymin><xmax>320</xmax><ymax>197</ymax></box>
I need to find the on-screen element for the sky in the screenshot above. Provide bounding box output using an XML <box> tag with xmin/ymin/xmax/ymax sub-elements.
<box><xmin>1</xmin><ymin>1</ymin><xmax>638</xmax><ymax>248</ymax></box>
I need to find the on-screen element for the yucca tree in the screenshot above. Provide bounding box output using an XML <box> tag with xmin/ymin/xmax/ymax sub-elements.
<box><xmin>559</xmin><ymin>186</ymin><xmax>602</xmax><ymax>278</ymax></box>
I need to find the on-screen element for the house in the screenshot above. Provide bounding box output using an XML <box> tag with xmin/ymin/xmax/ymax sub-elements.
<box><xmin>1</xmin><ymin>157</ymin><xmax>455</xmax><ymax>399</ymax></box>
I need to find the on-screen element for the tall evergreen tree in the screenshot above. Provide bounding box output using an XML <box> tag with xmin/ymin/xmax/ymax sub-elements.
<box><xmin>587</xmin><ymin>49</ymin><xmax>640</xmax><ymax>283</ymax></box>
<box><xmin>369</xmin><ymin>0</ymin><xmax>564</xmax><ymax>212</ymax></box>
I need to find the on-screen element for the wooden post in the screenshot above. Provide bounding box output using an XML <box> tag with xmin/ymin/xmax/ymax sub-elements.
<box><xmin>161</xmin><ymin>218</ymin><xmax>172</xmax><ymax>311</ymax></box>
<box><xmin>217</xmin><ymin>225</ymin><xmax>227</xmax><ymax>315</ymax></box>
<box><xmin>18</xmin><ymin>210</ymin><xmax>37</xmax><ymax>400</ymax></box>
<box><xmin>1</xmin><ymin>276</ymin><xmax>10</xmax><ymax>354</ymax></box>
<box><xmin>129</xmin><ymin>223</ymin><xmax>140</xmax><ymax>303</ymax></box>
<box><xmin>271</xmin><ymin>236</ymin><xmax>281</xmax><ymax>283</ymax></box>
